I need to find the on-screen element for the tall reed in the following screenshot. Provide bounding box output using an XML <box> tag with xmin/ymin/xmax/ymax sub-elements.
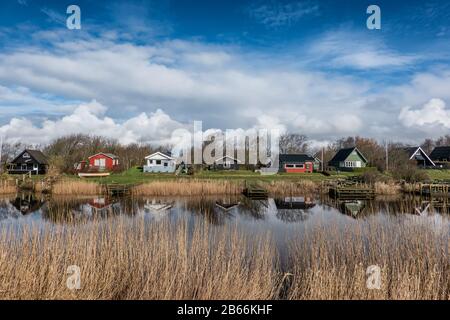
<box><xmin>287</xmin><ymin>217</ymin><xmax>449</xmax><ymax>300</ymax></box>
<box><xmin>52</xmin><ymin>179</ymin><xmax>102</xmax><ymax>195</ymax></box>
<box><xmin>265</xmin><ymin>180</ymin><xmax>318</xmax><ymax>196</ymax></box>
<box><xmin>0</xmin><ymin>180</ymin><xmax>16</xmax><ymax>194</ymax></box>
<box><xmin>132</xmin><ymin>179</ymin><xmax>242</xmax><ymax>196</ymax></box>
<box><xmin>0</xmin><ymin>218</ymin><xmax>279</xmax><ymax>300</ymax></box>
<box><xmin>374</xmin><ymin>181</ymin><xmax>401</xmax><ymax>195</ymax></box>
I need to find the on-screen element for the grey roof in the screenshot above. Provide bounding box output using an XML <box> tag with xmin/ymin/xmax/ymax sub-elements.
<box><xmin>279</xmin><ymin>154</ymin><xmax>316</xmax><ymax>163</ymax></box>
<box><xmin>430</xmin><ymin>146</ymin><xmax>450</xmax><ymax>160</ymax></box>
<box><xmin>11</xmin><ymin>149</ymin><xmax>48</xmax><ymax>165</ymax></box>
<box><xmin>329</xmin><ymin>147</ymin><xmax>367</xmax><ymax>164</ymax></box>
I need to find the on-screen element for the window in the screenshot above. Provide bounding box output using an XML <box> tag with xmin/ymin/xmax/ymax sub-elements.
<box><xmin>23</xmin><ymin>152</ymin><xmax>30</xmax><ymax>159</ymax></box>
<box><xmin>285</xmin><ymin>164</ymin><xmax>295</xmax><ymax>168</ymax></box>
<box><xmin>94</xmin><ymin>159</ymin><xmax>106</xmax><ymax>167</ymax></box>
<box><xmin>164</xmin><ymin>162</ymin><xmax>168</xmax><ymax>167</ymax></box>
<box><xmin>294</xmin><ymin>164</ymin><xmax>304</xmax><ymax>169</ymax></box>
<box><xmin>156</xmin><ymin>160</ymin><xmax>162</xmax><ymax>165</ymax></box>
<box><xmin>344</xmin><ymin>161</ymin><xmax>357</xmax><ymax>167</ymax></box>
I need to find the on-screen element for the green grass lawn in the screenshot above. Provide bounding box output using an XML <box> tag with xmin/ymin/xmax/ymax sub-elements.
<box><xmin>59</xmin><ymin>167</ymin><xmax>362</xmax><ymax>185</ymax></box>
<box><xmin>424</xmin><ymin>169</ymin><xmax>450</xmax><ymax>181</ymax></box>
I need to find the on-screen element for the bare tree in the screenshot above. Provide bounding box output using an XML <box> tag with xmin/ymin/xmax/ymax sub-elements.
<box><xmin>279</xmin><ymin>133</ymin><xmax>309</xmax><ymax>154</ymax></box>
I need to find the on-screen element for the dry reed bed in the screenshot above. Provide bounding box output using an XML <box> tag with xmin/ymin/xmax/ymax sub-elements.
<box><xmin>265</xmin><ymin>180</ymin><xmax>318</xmax><ymax>196</ymax></box>
<box><xmin>0</xmin><ymin>180</ymin><xmax>16</xmax><ymax>194</ymax></box>
<box><xmin>1</xmin><ymin>214</ymin><xmax>448</xmax><ymax>300</ymax></box>
<box><xmin>287</xmin><ymin>218</ymin><xmax>449</xmax><ymax>300</ymax></box>
<box><xmin>0</xmin><ymin>219</ymin><xmax>279</xmax><ymax>300</ymax></box>
<box><xmin>132</xmin><ymin>179</ymin><xmax>242</xmax><ymax>196</ymax></box>
<box><xmin>374</xmin><ymin>182</ymin><xmax>402</xmax><ymax>195</ymax></box>
<box><xmin>51</xmin><ymin>179</ymin><xmax>103</xmax><ymax>195</ymax></box>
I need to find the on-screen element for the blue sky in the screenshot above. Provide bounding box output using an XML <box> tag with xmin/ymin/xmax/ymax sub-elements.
<box><xmin>1</xmin><ymin>0</ymin><xmax>450</xmax><ymax>147</ymax></box>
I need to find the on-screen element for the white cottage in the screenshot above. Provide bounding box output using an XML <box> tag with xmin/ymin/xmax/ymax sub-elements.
<box><xmin>143</xmin><ymin>152</ymin><xmax>176</xmax><ymax>173</ymax></box>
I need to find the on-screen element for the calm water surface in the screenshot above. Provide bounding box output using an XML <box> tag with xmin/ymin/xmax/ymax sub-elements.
<box><xmin>1</xmin><ymin>193</ymin><xmax>448</xmax><ymax>249</ymax></box>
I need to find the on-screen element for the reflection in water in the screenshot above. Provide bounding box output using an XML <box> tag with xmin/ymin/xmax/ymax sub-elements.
<box><xmin>11</xmin><ymin>193</ymin><xmax>46</xmax><ymax>215</ymax></box>
<box><xmin>274</xmin><ymin>196</ymin><xmax>315</xmax><ymax>223</ymax></box>
<box><xmin>0</xmin><ymin>193</ymin><xmax>448</xmax><ymax>227</ymax></box>
<box><xmin>341</xmin><ymin>200</ymin><xmax>366</xmax><ymax>218</ymax></box>
<box><xmin>142</xmin><ymin>199</ymin><xmax>174</xmax><ymax>221</ymax></box>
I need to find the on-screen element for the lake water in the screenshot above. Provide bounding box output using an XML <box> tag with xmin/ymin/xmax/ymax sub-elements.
<box><xmin>1</xmin><ymin>193</ymin><xmax>449</xmax><ymax>259</ymax></box>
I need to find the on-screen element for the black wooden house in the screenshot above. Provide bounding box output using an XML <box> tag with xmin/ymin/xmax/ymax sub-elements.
<box><xmin>430</xmin><ymin>146</ymin><xmax>450</xmax><ymax>168</ymax></box>
<box><xmin>7</xmin><ymin>149</ymin><xmax>48</xmax><ymax>175</ymax></box>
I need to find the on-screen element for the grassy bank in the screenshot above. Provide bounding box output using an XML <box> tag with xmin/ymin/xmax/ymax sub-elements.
<box><xmin>23</xmin><ymin>167</ymin><xmax>450</xmax><ymax>196</ymax></box>
<box><xmin>0</xmin><ymin>216</ymin><xmax>447</xmax><ymax>300</ymax></box>
<box><xmin>71</xmin><ymin>167</ymin><xmax>360</xmax><ymax>185</ymax></box>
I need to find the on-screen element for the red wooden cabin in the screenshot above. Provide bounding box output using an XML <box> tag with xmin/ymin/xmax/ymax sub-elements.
<box><xmin>88</xmin><ymin>153</ymin><xmax>119</xmax><ymax>171</ymax></box>
<box><xmin>279</xmin><ymin>154</ymin><xmax>316</xmax><ymax>173</ymax></box>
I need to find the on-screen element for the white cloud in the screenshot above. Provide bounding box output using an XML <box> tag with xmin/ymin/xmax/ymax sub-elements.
<box><xmin>0</xmin><ymin>33</ymin><xmax>370</xmax><ymax>136</ymax></box>
<box><xmin>248</xmin><ymin>1</ymin><xmax>319</xmax><ymax>27</ymax></box>
<box><xmin>309</xmin><ymin>30</ymin><xmax>418</xmax><ymax>69</ymax></box>
<box><xmin>0</xmin><ymin>100</ymin><xmax>186</xmax><ymax>146</ymax></box>
<box><xmin>399</xmin><ymin>98</ymin><xmax>450</xmax><ymax>128</ymax></box>
<box><xmin>1</xmin><ymin>28</ymin><xmax>450</xmax><ymax>144</ymax></box>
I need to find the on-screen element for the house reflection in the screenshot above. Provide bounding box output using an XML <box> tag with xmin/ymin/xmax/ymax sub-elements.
<box><xmin>215</xmin><ymin>196</ymin><xmax>241</xmax><ymax>212</ymax></box>
<box><xmin>274</xmin><ymin>196</ymin><xmax>316</xmax><ymax>222</ymax></box>
<box><xmin>340</xmin><ymin>200</ymin><xmax>366</xmax><ymax>218</ymax></box>
<box><xmin>10</xmin><ymin>193</ymin><xmax>46</xmax><ymax>215</ymax></box>
<box><xmin>87</xmin><ymin>197</ymin><xmax>121</xmax><ymax>215</ymax></box>
<box><xmin>142</xmin><ymin>199</ymin><xmax>173</xmax><ymax>221</ymax></box>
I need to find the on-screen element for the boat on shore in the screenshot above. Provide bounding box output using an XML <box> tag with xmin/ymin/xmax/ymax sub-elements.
<box><xmin>78</xmin><ymin>172</ymin><xmax>111</xmax><ymax>178</ymax></box>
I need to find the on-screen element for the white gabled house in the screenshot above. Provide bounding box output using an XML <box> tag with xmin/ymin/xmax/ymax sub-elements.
<box><xmin>143</xmin><ymin>152</ymin><xmax>176</xmax><ymax>173</ymax></box>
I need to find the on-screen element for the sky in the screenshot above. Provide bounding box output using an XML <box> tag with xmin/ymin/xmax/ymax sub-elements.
<box><xmin>0</xmin><ymin>0</ymin><xmax>450</xmax><ymax>147</ymax></box>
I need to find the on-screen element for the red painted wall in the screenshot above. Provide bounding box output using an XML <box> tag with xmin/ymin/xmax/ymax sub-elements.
<box><xmin>89</xmin><ymin>154</ymin><xmax>118</xmax><ymax>170</ymax></box>
<box><xmin>284</xmin><ymin>162</ymin><xmax>313</xmax><ymax>173</ymax></box>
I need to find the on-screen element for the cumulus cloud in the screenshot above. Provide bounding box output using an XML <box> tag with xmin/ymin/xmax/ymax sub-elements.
<box><xmin>0</xmin><ymin>100</ymin><xmax>186</xmax><ymax>145</ymax></box>
<box><xmin>1</xmin><ymin>27</ymin><xmax>450</xmax><ymax>144</ymax></box>
<box><xmin>0</xmin><ymin>32</ymin><xmax>370</xmax><ymax>135</ymax></box>
<box><xmin>399</xmin><ymin>98</ymin><xmax>450</xmax><ymax>128</ymax></box>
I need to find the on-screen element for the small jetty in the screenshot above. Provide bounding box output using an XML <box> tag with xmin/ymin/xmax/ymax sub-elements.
<box><xmin>78</xmin><ymin>172</ymin><xmax>111</xmax><ymax>178</ymax></box>
<box><xmin>104</xmin><ymin>183</ymin><xmax>133</xmax><ymax>196</ymax></box>
<box><xmin>329</xmin><ymin>182</ymin><xmax>375</xmax><ymax>199</ymax></box>
<box><xmin>243</xmin><ymin>181</ymin><xmax>268</xmax><ymax>199</ymax></box>
<box><xmin>418</xmin><ymin>183</ymin><xmax>450</xmax><ymax>197</ymax></box>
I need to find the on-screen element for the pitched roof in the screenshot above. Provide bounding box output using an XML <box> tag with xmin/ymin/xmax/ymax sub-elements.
<box><xmin>88</xmin><ymin>152</ymin><xmax>119</xmax><ymax>159</ymax></box>
<box><xmin>279</xmin><ymin>154</ymin><xmax>315</xmax><ymax>163</ymax></box>
<box><xmin>145</xmin><ymin>152</ymin><xmax>174</xmax><ymax>160</ymax></box>
<box><xmin>402</xmin><ymin>147</ymin><xmax>421</xmax><ymax>158</ymax></box>
<box><xmin>11</xmin><ymin>149</ymin><xmax>48</xmax><ymax>165</ymax></box>
<box><xmin>401</xmin><ymin>146</ymin><xmax>435</xmax><ymax>166</ymax></box>
<box><xmin>429</xmin><ymin>146</ymin><xmax>450</xmax><ymax>160</ymax></box>
<box><xmin>329</xmin><ymin>147</ymin><xmax>368</xmax><ymax>164</ymax></box>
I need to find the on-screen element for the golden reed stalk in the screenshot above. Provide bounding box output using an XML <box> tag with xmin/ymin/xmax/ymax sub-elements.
<box><xmin>51</xmin><ymin>179</ymin><xmax>102</xmax><ymax>195</ymax></box>
<box><xmin>0</xmin><ymin>219</ymin><xmax>279</xmax><ymax>300</ymax></box>
<box><xmin>132</xmin><ymin>179</ymin><xmax>242</xmax><ymax>196</ymax></box>
<box><xmin>0</xmin><ymin>215</ymin><xmax>447</xmax><ymax>300</ymax></box>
